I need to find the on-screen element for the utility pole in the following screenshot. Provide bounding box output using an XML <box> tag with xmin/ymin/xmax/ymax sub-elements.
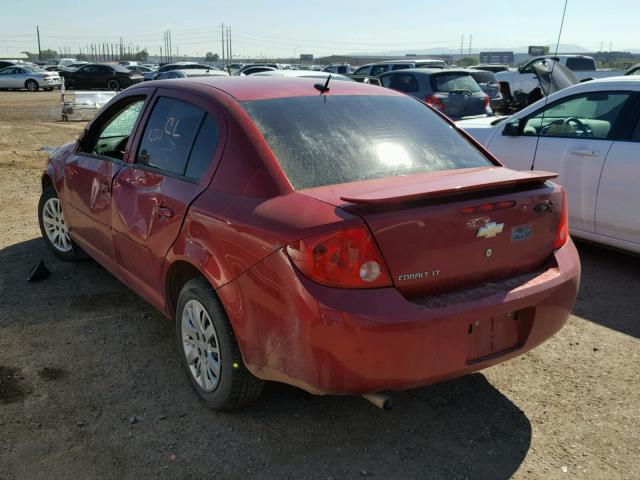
<box><xmin>221</xmin><ymin>22</ymin><xmax>225</xmax><ymax>63</ymax></box>
<box><xmin>36</xmin><ymin>26</ymin><xmax>42</xmax><ymax>60</ymax></box>
<box><xmin>468</xmin><ymin>34</ymin><xmax>472</xmax><ymax>55</ymax></box>
<box><xmin>460</xmin><ymin>34</ymin><xmax>464</xmax><ymax>56</ymax></box>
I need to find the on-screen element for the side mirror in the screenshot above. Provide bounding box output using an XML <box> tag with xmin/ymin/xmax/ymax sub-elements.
<box><xmin>502</xmin><ymin>120</ymin><xmax>521</xmax><ymax>136</ymax></box>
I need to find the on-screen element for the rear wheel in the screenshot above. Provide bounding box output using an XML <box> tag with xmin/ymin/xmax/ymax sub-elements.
<box><xmin>176</xmin><ymin>277</ymin><xmax>264</xmax><ymax>410</ymax></box>
<box><xmin>38</xmin><ymin>186</ymin><xmax>85</xmax><ymax>261</ymax></box>
<box><xmin>25</xmin><ymin>79</ymin><xmax>39</xmax><ymax>92</ymax></box>
<box><xmin>107</xmin><ymin>79</ymin><xmax>120</xmax><ymax>90</ymax></box>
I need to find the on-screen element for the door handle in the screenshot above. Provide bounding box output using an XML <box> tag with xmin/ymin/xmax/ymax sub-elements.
<box><xmin>155</xmin><ymin>206</ymin><xmax>174</xmax><ymax>219</ymax></box>
<box><xmin>569</xmin><ymin>148</ymin><xmax>599</xmax><ymax>157</ymax></box>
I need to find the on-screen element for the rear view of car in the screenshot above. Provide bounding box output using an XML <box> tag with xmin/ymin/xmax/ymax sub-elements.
<box><xmin>427</xmin><ymin>71</ymin><xmax>492</xmax><ymax>119</ymax></box>
<box><xmin>468</xmin><ymin>69</ymin><xmax>503</xmax><ymax>112</ymax></box>
<box><xmin>379</xmin><ymin>69</ymin><xmax>492</xmax><ymax>119</ymax></box>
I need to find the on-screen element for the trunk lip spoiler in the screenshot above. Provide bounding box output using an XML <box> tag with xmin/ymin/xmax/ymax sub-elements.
<box><xmin>339</xmin><ymin>169</ymin><xmax>558</xmax><ymax>205</ymax></box>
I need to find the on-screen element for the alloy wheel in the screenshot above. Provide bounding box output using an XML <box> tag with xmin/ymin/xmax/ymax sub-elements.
<box><xmin>41</xmin><ymin>198</ymin><xmax>72</xmax><ymax>253</ymax></box>
<box><xmin>181</xmin><ymin>299</ymin><xmax>221</xmax><ymax>392</ymax></box>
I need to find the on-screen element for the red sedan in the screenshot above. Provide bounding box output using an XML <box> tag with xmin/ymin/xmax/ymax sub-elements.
<box><xmin>38</xmin><ymin>77</ymin><xmax>580</xmax><ymax>409</ymax></box>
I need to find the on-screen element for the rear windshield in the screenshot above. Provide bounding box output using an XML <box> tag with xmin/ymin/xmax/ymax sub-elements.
<box><xmin>242</xmin><ymin>95</ymin><xmax>492</xmax><ymax>189</ymax></box>
<box><xmin>469</xmin><ymin>70</ymin><xmax>495</xmax><ymax>84</ymax></box>
<box><xmin>432</xmin><ymin>73</ymin><xmax>482</xmax><ymax>93</ymax></box>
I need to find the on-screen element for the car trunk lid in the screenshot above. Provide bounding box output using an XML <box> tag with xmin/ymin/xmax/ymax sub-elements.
<box><xmin>301</xmin><ymin>167</ymin><xmax>563</xmax><ymax>299</ymax></box>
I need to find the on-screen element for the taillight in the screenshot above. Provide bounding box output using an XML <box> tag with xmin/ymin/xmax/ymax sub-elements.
<box><xmin>554</xmin><ymin>190</ymin><xmax>569</xmax><ymax>249</ymax></box>
<box><xmin>285</xmin><ymin>226</ymin><xmax>392</xmax><ymax>288</ymax></box>
<box><xmin>483</xmin><ymin>94</ymin><xmax>490</xmax><ymax>109</ymax></box>
<box><xmin>426</xmin><ymin>95</ymin><xmax>445</xmax><ymax>111</ymax></box>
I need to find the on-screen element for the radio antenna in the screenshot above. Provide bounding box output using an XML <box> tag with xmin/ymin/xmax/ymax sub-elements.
<box><xmin>531</xmin><ymin>0</ymin><xmax>568</xmax><ymax>170</ymax></box>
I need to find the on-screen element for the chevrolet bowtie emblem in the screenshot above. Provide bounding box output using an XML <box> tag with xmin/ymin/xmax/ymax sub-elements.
<box><xmin>477</xmin><ymin>222</ymin><xmax>504</xmax><ymax>239</ymax></box>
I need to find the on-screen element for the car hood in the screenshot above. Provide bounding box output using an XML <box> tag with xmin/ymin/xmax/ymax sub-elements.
<box><xmin>533</xmin><ymin>60</ymin><xmax>579</xmax><ymax>95</ymax></box>
<box><xmin>455</xmin><ymin>116</ymin><xmax>509</xmax><ymax>129</ymax></box>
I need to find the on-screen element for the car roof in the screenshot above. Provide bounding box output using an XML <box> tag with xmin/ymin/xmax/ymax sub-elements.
<box><xmin>139</xmin><ymin>76</ymin><xmax>402</xmax><ymax>102</ymax></box>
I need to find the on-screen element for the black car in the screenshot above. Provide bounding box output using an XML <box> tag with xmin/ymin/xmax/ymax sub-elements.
<box><xmin>60</xmin><ymin>63</ymin><xmax>143</xmax><ymax>90</ymax></box>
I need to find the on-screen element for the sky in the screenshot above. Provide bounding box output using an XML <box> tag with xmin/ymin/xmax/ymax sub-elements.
<box><xmin>2</xmin><ymin>0</ymin><xmax>639</xmax><ymax>59</ymax></box>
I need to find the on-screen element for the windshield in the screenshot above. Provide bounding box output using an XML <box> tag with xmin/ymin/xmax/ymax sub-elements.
<box><xmin>432</xmin><ymin>73</ymin><xmax>482</xmax><ymax>93</ymax></box>
<box><xmin>242</xmin><ymin>95</ymin><xmax>492</xmax><ymax>189</ymax></box>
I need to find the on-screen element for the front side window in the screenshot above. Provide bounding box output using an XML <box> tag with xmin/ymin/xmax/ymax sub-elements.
<box><xmin>242</xmin><ymin>95</ymin><xmax>492</xmax><ymax>190</ymax></box>
<box><xmin>88</xmin><ymin>98</ymin><xmax>145</xmax><ymax>160</ymax></box>
<box><xmin>522</xmin><ymin>92</ymin><xmax>630</xmax><ymax>139</ymax></box>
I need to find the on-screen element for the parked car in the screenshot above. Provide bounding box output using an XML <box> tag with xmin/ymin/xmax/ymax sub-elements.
<box><xmin>467</xmin><ymin>69</ymin><xmax>503</xmax><ymax>111</ymax></box>
<box><xmin>472</xmin><ymin>64</ymin><xmax>511</xmax><ymax>74</ymax></box>
<box><xmin>38</xmin><ymin>76</ymin><xmax>579</xmax><ymax>409</ymax></box>
<box><xmin>144</xmin><ymin>63</ymin><xmax>223</xmax><ymax>81</ymax></box>
<box><xmin>0</xmin><ymin>64</ymin><xmax>61</xmax><ymax>91</ymax></box>
<box><xmin>497</xmin><ymin>55</ymin><xmax>623</xmax><ymax>105</ymax></box>
<box><xmin>0</xmin><ymin>60</ymin><xmax>17</xmax><ymax>70</ymax></box>
<box><xmin>322</xmin><ymin>63</ymin><xmax>351</xmax><ymax>74</ymax></box>
<box><xmin>251</xmin><ymin>70</ymin><xmax>352</xmax><ymax>81</ymax></box>
<box><xmin>379</xmin><ymin>68</ymin><xmax>492</xmax><ymax>119</ymax></box>
<box><xmin>60</xmin><ymin>63</ymin><xmax>144</xmax><ymax>90</ymax></box>
<box><xmin>126</xmin><ymin>65</ymin><xmax>155</xmax><ymax>74</ymax></box>
<box><xmin>157</xmin><ymin>69</ymin><xmax>228</xmax><ymax>80</ymax></box>
<box><xmin>352</xmin><ymin>59</ymin><xmax>447</xmax><ymax>77</ymax></box>
<box><xmin>236</xmin><ymin>64</ymin><xmax>281</xmax><ymax>76</ymax></box>
<box><xmin>457</xmin><ymin>76</ymin><xmax>640</xmax><ymax>254</ymax></box>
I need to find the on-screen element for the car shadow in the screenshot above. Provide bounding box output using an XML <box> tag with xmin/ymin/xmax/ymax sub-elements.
<box><xmin>573</xmin><ymin>240</ymin><xmax>640</xmax><ymax>338</ymax></box>
<box><xmin>0</xmin><ymin>237</ymin><xmax>532</xmax><ymax>479</ymax></box>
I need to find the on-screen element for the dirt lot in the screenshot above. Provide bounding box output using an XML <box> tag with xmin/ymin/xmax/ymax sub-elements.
<box><xmin>0</xmin><ymin>90</ymin><xmax>639</xmax><ymax>480</ymax></box>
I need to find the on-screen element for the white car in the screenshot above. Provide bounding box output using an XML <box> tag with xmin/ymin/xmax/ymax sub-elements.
<box><xmin>0</xmin><ymin>64</ymin><xmax>62</xmax><ymax>91</ymax></box>
<box><xmin>457</xmin><ymin>76</ymin><xmax>640</xmax><ymax>254</ymax></box>
<box><xmin>251</xmin><ymin>70</ymin><xmax>353</xmax><ymax>81</ymax></box>
<box><xmin>156</xmin><ymin>69</ymin><xmax>229</xmax><ymax>80</ymax></box>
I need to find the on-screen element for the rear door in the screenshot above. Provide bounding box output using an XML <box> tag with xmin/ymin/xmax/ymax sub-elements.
<box><xmin>517</xmin><ymin>91</ymin><xmax>632</xmax><ymax>233</ymax></box>
<box><xmin>595</xmin><ymin>100</ymin><xmax>640</xmax><ymax>245</ymax></box>
<box><xmin>111</xmin><ymin>89</ymin><xmax>226</xmax><ymax>301</ymax></box>
<box><xmin>62</xmin><ymin>90</ymin><xmax>151</xmax><ymax>267</ymax></box>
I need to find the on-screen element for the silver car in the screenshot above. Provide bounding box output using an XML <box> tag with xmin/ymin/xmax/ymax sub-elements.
<box><xmin>0</xmin><ymin>65</ymin><xmax>61</xmax><ymax>91</ymax></box>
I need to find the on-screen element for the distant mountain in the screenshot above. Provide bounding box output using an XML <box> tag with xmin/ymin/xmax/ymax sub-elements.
<box><xmin>348</xmin><ymin>43</ymin><xmax>595</xmax><ymax>57</ymax></box>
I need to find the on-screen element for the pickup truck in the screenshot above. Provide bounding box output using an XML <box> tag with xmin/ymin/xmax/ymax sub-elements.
<box><xmin>497</xmin><ymin>55</ymin><xmax>623</xmax><ymax>104</ymax></box>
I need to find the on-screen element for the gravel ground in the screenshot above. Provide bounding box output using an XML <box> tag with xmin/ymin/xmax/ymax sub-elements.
<box><xmin>0</xmin><ymin>91</ymin><xmax>638</xmax><ymax>480</ymax></box>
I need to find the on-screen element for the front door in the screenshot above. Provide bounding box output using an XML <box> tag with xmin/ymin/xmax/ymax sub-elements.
<box><xmin>516</xmin><ymin>91</ymin><xmax>632</xmax><ymax>233</ymax></box>
<box><xmin>111</xmin><ymin>91</ymin><xmax>225</xmax><ymax>304</ymax></box>
<box><xmin>595</xmin><ymin>119</ymin><xmax>640</xmax><ymax>245</ymax></box>
<box><xmin>62</xmin><ymin>92</ymin><xmax>150</xmax><ymax>267</ymax></box>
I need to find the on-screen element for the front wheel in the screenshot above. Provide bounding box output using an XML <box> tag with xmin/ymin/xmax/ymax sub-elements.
<box><xmin>176</xmin><ymin>277</ymin><xmax>263</xmax><ymax>410</ymax></box>
<box><xmin>25</xmin><ymin>79</ymin><xmax>39</xmax><ymax>92</ymax></box>
<box><xmin>38</xmin><ymin>186</ymin><xmax>85</xmax><ymax>261</ymax></box>
<box><xmin>106</xmin><ymin>79</ymin><xmax>120</xmax><ymax>90</ymax></box>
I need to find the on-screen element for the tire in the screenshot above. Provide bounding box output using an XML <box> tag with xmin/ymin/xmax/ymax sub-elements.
<box><xmin>38</xmin><ymin>186</ymin><xmax>86</xmax><ymax>261</ymax></box>
<box><xmin>25</xmin><ymin>79</ymin><xmax>39</xmax><ymax>92</ymax></box>
<box><xmin>106</xmin><ymin>79</ymin><xmax>120</xmax><ymax>91</ymax></box>
<box><xmin>176</xmin><ymin>277</ymin><xmax>264</xmax><ymax>410</ymax></box>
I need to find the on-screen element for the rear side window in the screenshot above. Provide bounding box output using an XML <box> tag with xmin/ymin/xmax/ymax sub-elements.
<box><xmin>370</xmin><ymin>65</ymin><xmax>388</xmax><ymax>76</ymax></box>
<box><xmin>391</xmin><ymin>64</ymin><xmax>412</xmax><ymax>71</ymax></box>
<box><xmin>388</xmin><ymin>73</ymin><xmax>419</xmax><ymax>93</ymax></box>
<box><xmin>431</xmin><ymin>73</ymin><xmax>482</xmax><ymax>93</ymax></box>
<box><xmin>242</xmin><ymin>95</ymin><xmax>492</xmax><ymax>189</ymax></box>
<box><xmin>354</xmin><ymin>66</ymin><xmax>370</xmax><ymax>76</ymax></box>
<box><xmin>185</xmin><ymin>115</ymin><xmax>220</xmax><ymax>180</ymax></box>
<box><xmin>137</xmin><ymin>97</ymin><xmax>205</xmax><ymax>176</ymax></box>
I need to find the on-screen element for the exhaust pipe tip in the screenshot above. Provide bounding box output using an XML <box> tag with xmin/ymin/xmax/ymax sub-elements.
<box><xmin>362</xmin><ymin>393</ymin><xmax>392</xmax><ymax>410</ymax></box>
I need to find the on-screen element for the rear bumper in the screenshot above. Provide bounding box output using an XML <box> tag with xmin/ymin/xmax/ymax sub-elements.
<box><xmin>219</xmin><ymin>239</ymin><xmax>580</xmax><ymax>395</ymax></box>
